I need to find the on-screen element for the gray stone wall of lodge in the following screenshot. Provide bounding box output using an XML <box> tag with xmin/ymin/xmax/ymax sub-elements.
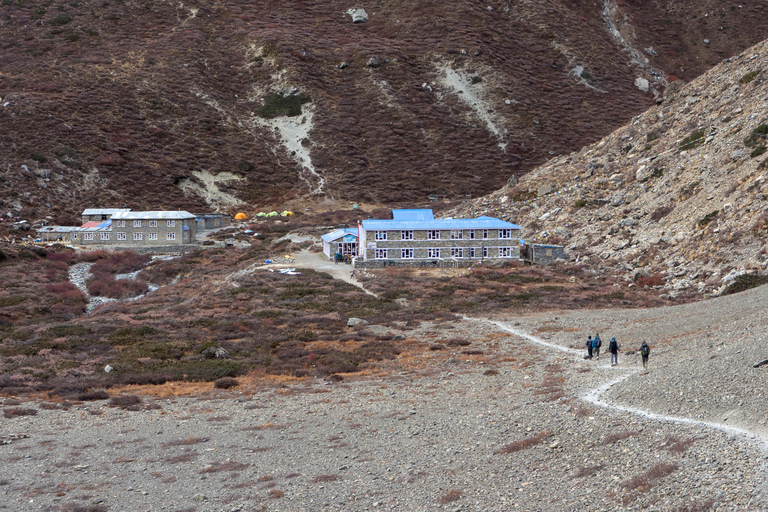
<box><xmin>363</xmin><ymin>237</ymin><xmax>521</xmax><ymax>260</ymax></box>
<box><xmin>355</xmin><ymin>259</ymin><xmax>482</xmax><ymax>269</ymax></box>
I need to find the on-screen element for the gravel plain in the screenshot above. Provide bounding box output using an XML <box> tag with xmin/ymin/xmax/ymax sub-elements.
<box><xmin>3</xmin><ymin>284</ymin><xmax>768</xmax><ymax>511</ymax></box>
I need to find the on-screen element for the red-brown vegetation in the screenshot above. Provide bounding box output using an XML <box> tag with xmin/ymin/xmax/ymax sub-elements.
<box><xmin>494</xmin><ymin>431</ymin><xmax>552</xmax><ymax>454</ymax></box>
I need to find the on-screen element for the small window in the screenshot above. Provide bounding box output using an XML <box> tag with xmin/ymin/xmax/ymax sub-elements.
<box><xmin>99</xmin><ymin>232</ymin><xmax>110</xmax><ymax>240</ymax></box>
<box><xmin>374</xmin><ymin>249</ymin><xmax>387</xmax><ymax>259</ymax></box>
<box><xmin>133</xmin><ymin>232</ymin><xmax>143</xmax><ymax>241</ymax></box>
<box><xmin>482</xmin><ymin>229</ymin><xmax>489</xmax><ymax>239</ymax></box>
<box><xmin>83</xmin><ymin>233</ymin><xmax>94</xmax><ymax>241</ymax></box>
<box><xmin>499</xmin><ymin>229</ymin><xmax>512</xmax><ymax>239</ymax></box>
<box><xmin>167</xmin><ymin>220</ymin><xmax>176</xmax><ymax>227</ymax></box>
<box><xmin>101</xmin><ymin>214</ymin><xmax>108</xmax><ymax>221</ymax></box>
<box><xmin>469</xmin><ymin>230</ymin><xmax>476</xmax><ymax>240</ymax></box>
<box><xmin>167</xmin><ymin>232</ymin><xmax>176</xmax><ymax>241</ymax></box>
<box><xmin>148</xmin><ymin>232</ymin><xmax>158</xmax><ymax>240</ymax></box>
<box><xmin>427</xmin><ymin>230</ymin><xmax>440</xmax><ymax>240</ymax></box>
<box><xmin>149</xmin><ymin>220</ymin><xmax>157</xmax><ymax>228</ymax></box>
<box><xmin>375</xmin><ymin>231</ymin><xmax>387</xmax><ymax>241</ymax></box>
<box><xmin>450</xmin><ymin>247</ymin><xmax>463</xmax><ymax>258</ymax></box>
<box><xmin>116</xmin><ymin>220</ymin><xmax>125</xmax><ymax>228</ymax></box>
<box><xmin>450</xmin><ymin>230</ymin><xmax>463</xmax><ymax>240</ymax></box>
<box><xmin>482</xmin><ymin>247</ymin><xmax>488</xmax><ymax>258</ymax></box>
<box><xmin>133</xmin><ymin>220</ymin><xmax>142</xmax><ymax>228</ymax></box>
<box><xmin>428</xmin><ymin>248</ymin><xmax>441</xmax><ymax>258</ymax></box>
<box><xmin>401</xmin><ymin>231</ymin><xmax>414</xmax><ymax>240</ymax></box>
<box><xmin>469</xmin><ymin>247</ymin><xmax>476</xmax><ymax>258</ymax></box>
<box><xmin>117</xmin><ymin>232</ymin><xmax>126</xmax><ymax>241</ymax></box>
<box><xmin>401</xmin><ymin>248</ymin><xmax>414</xmax><ymax>259</ymax></box>
<box><xmin>499</xmin><ymin>247</ymin><xmax>513</xmax><ymax>258</ymax></box>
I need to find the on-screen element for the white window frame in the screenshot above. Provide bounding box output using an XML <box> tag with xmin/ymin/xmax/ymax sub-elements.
<box><xmin>499</xmin><ymin>229</ymin><xmax>512</xmax><ymax>239</ymax></box>
<box><xmin>469</xmin><ymin>247</ymin><xmax>476</xmax><ymax>258</ymax></box>
<box><xmin>99</xmin><ymin>232</ymin><xmax>110</xmax><ymax>240</ymax></box>
<box><xmin>469</xmin><ymin>230</ymin><xmax>476</xmax><ymax>240</ymax></box>
<box><xmin>167</xmin><ymin>232</ymin><xmax>176</xmax><ymax>241</ymax></box>
<box><xmin>401</xmin><ymin>230</ymin><xmax>413</xmax><ymax>240</ymax></box>
<box><xmin>133</xmin><ymin>220</ymin><xmax>142</xmax><ymax>228</ymax></box>
<box><xmin>133</xmin><ymin>232</ymin><xmax>143</xmax><ymax>241</ymax></box>
<box><xmin>83</xmin><ymin>233</ymin><xmax>93</xmax><ymax>241</ymax></box>
<box><xmin>450</xmin><ymin>230</ymin><xmax>463</xmax><ymax>240</ymax></box>
<box><xmin>116</xmin><ymin>220</ymin><xmax>125</xmax><ymax>227</ymax></box>
<box><xmin>427</xmin><ymin>230</ymin><xmax>440</xmax><ymax>240</ymax></box>
<box><xmin>499</xmin><ymin>247</ymin><xmax>513</xmax><ymax>258</ymax></box>
<box><xmin>401</xmin><ymin>248</ymin><xmax>414</xmax><ymax>259</ymax></box>
<box><xmin>427</xmin><ymin>248</ymin><xmax>440</xmax><ymax>258</ymax></box>
<box><xmin>149</xmin><ymin>220</ymin><xmax>157</xmax><ymax>227</ymax></box>
<box><xmin>483</xmin><ymin>229</ymin><xmax>489</xmax><ymax>239</ymax></box>
<box><xmin>374</xmin><ymin>248</ymin><xmax>387</xmax><ymax>259</ymax></box>
<box><xmin>374</xmin><ymin>230</ymin><xmax>387</xmax><ymax>241</ymax></box>
<box><xmin>167</xmin><ymin>220</ymin><xmax>176</xmax><ymax>227</ymax></box>
<box><xmin>482</xmin><ymin>247</ymin><xmax>488</xmax><ymax>258</ymax></box>
<box><xmin>450</xmin><ymin>247</ymin><xmax>463</xmax><ymax>258</ymax></box>
<box><xmin>117</xmin><ymin>232</ymin><xmax>127</xmax><ymax>241</ymax></box>
<box><xmin>148</xmin><ymin>232</ymin><xmax>158</xmax><ymax>240</ymax></box>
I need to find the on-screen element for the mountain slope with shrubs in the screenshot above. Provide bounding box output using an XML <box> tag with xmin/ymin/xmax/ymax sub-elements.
<box><xmin>1</xmin><ymin>0</ymin><xmax>767</xmax><ymax>223</ymax></box>
<box><xmin>456</xmin><ymin>37</ymin><xmax>768</xmax><ymax>297</ymax></box>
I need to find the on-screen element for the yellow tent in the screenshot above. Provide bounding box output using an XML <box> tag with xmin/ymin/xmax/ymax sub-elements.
<box><xmin>234</xmin><ymin>212</ymin><xmax>247</xmax><ymax>220</ymax></box>
<box><xmin>280</xmin><ymin>210</ymin><xmax>295</xmax><ymax>217</ymax></box>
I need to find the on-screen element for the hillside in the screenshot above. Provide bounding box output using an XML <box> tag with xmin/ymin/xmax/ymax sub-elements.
<box><xmin>2</xmin><ymin>0</ymin><xmax>768</xmax><ymax>224</ymax></box>
<box><xmin>456</xmin><ymin>37</ymin><xmax>768</xmax><ymax>296</ymax></box>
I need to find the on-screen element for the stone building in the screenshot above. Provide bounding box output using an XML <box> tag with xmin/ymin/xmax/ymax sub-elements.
<box><xmin>354</xmin><ymin>209</ymin><xmax>521</xmax><ymax>268</ymax></box>
<box><xmin>81</xmin><ymin>208</ymin><xmax>130</xmax><ymax>224</ymax></box>
<box><xmin>107</xmin><ymin>211</ymin><xmax>197</xmax><ymax>246</ymax></box>
<box><xmin>321</xmin><ymin>228</ymin><xmax>358</xmax><ymax>259</ymax></box>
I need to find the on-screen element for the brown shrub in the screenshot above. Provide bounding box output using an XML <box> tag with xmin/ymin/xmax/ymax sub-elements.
<box><xmin>663</xmin><ymin>436</ymin><xmax>697</xmax><ymax>454</ymax></box>
<box><xmin>447</xmin><ymin>338</ymin><xmax>471</xmax><ymax>346</ymax></box>
<box><xmin>311</xmin><ymin>474</ymin><xmax>340</xmax><ymax>483</ymax></box>
<box><xmin>78</xmin><ymin>390</ymin><xmax>109</xmax><ymax>401</ymax></box>
<box><xmin>165</xmin><ymin>453</ymin><xmax>198</xmax><ymax>464</ymax></box>
<box><xmin>109</xmin><ymin>395</ymin><xmax>142</xmax><ymax>408</ymax></box>
<box><xmin>199</xmin><ymin>461</ymin><xmax>249</xmax><ymax>473</ymax></box>
<box><xmin>622</xmin><ymin>462</ymin><xmax>678</xmax><ymax>491</ymax></box>
<box><xmin>573</xmin><ymin>463</ymin><xmax>604</xmax><ymax>479</ymax></box>
<box><xmin>163</xmin><ymin>437</ymin><xmax>209</xmax><ymax>447</ymax></box>
<box><xmin>636</xmin><ymin>273</ymin><xmax>665</xmax><ymax>287</ymax></box>
<box><xmin>214</xmin><ymin>377</ymin><xmax>239</xmax><ymax>389</ymax></box>
<box><xmin>602</xmin><ymin>430</ymin><xmax>639</xmax><ymax>445</ymax></box>
<box><xmin>437</xmin><ymin>490</ymin><xmax>462</xmax><ymax>504</ymax></box>
<box><xmin>3</xmin><ymin>408</ymin><xmax>37</xmax><ymax>418</ymax></box>
<box><xmin>494</xmin><ymin>431</ymin><xmax>551</xmax><ymax>454</ymax></box>
<box><xmin>268</xmin><ymin>489</ymin><xmax>285</xmax><ymax>499</ymax></box>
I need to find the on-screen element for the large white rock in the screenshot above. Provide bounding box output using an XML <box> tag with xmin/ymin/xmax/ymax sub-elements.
<box><xmin>634</xmin><ymin>77</ymin><xmax>650</xmax><ymax>93</ymax></box>
<box><xmin>346</xmin><ymin>8</ymin><xmax>368</xmax><ymax>23</ymax></box>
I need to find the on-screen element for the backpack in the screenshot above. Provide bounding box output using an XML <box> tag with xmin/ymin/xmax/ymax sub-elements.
<box><xmin>641</xmin><ymin>344</ymin><xmax>650</xmax><ymax>357</ymax></box>
<box><xmin>594</xmin><ymin>337</ymin><xmax>602</xmax><ymax>348</ymax></box>
<box><xmin>609</xmin><ymin>339</ymin><xmax>618</xmax><ymax>351</ymax></box>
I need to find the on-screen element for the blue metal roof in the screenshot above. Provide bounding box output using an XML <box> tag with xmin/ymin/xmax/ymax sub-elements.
<box><xmin>392</xmin><ymin>209</ymin><xmax>434</xmax><ymax>221</ymax></box>
<box><xmin>321</xmin><ymin>228</ymin><xmax>358</xmax><ymax>242</ymax></box>
<box><xmin>362</xmin><ymin>216</ymin><xmax>521</xmax><ymax>230</ymax></box>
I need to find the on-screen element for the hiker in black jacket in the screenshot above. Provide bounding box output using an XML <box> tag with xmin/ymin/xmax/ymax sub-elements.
<box><xmin>640</xmin><ymin>342</ymin><xmax>650</xmax><ymax>369</ymax></box>
<box><xmin>609</xmin><ymin>337</ymin><xmax>619</xmax><ymax>366</ymax></box>
<box><xmin>586</xmin><ymin>336</ymin><xmax>593</xmax><ymax>359</ymax></box>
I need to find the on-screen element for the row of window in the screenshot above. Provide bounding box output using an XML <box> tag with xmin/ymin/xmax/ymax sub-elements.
<box><xmin>81</xmin><ymin>232</ymin><xmax>176</xmax><ymax>241</ymax></box>
<box><xmin>374</xmin><ymin>229</ymin><xmax>514</xmax><ymax>241</ymax></box>
<box><xmin>373</xmin><ymin>247</ymin><xmax>516</xmax><ymax>259</ymax></box>
<box><xmin>114</xmin><ymin>220</ymin><xmax>176</xmax><ymax>228</ymax></box>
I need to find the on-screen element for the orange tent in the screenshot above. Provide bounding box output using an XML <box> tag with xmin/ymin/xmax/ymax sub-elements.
<box><xmin>234</xmin><ymin>212</ymin><xmax>247</xmax><ymax>220</ymax></box>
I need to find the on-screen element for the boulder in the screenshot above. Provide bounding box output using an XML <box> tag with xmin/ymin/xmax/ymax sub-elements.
<box><xmin>366</xmin><ymin>57</ymin><xmax>380</xmax><ymax>68</ymax></box>
<box><xmin>392</xmin><ymin>334</ymin><xmax>406</xmax><ymax>341</ymax></box>
<box><xmin>634</xmin><ymin>77</ymin><xmax>650</xmax><ymax>93</ymax></box>
<box><xmin>202</xmin><ymin>346</ymin><xmax>230</xmax><ymax>359</ymax></box>
<box><xmin>346</xmin><ymin>8</ymin><xmax>368</xmax><ymax>23</ymax></box>
<box><xmin>347</xmin><ymin>317</ymin><xmax>369</xmax><ymax>327</ymax></box>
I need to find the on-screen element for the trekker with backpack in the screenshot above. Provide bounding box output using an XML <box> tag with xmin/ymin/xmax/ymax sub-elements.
<box><xmin>593</xmin><ymin>334</ymin><xmax>602</xmax><ymax>360</ymax></box>
<box><xmin>640</xmin><ymin>342</ymin><xmax>650</xmax><ymax>369</ymax></box>
<box><xmin>586</xmin><ymin>336</ymin><xmax>593</xmax><ymax>359</ymax></box>
<box><xmin>608</xmin><ymin>337</ymin><xmax>619</xmax><ymax>366</ymax></box>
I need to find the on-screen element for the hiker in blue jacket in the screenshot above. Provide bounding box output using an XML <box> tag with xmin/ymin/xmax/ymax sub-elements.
<box><xmin>608</xmin><ymin>337</ymin><xmax>619</xmax><ymax>366</ymax></box>
<box><xmin>586</xmin><ymin>335</ymin><xmax>593</xmax><ymax>359</ymax></box>
<box><xmin>593</xmin><ymin>334</ymin><xmax>602</xmax><ymax>359</ymax></box>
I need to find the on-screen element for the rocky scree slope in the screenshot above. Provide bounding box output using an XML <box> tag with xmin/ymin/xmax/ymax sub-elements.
<box><xmin>457</xmin><ymin>38</ymin><xmax>768</xmax><ymax>297</ymax></box>
<box><xmin>1</xmin><ymin>0</ymin><xmax>767</xmax><ymax>222</ymax></box>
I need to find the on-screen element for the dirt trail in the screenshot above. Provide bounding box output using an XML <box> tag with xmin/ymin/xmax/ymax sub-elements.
<box><xmin>483</xmin><ymin>318</ymin><xmax>768</xmax><ymax>450</ymax></box>
<box><xmin>264</xmin><ymin>250</ymin><xmax>375</xmax><ymax>295</ymax></box>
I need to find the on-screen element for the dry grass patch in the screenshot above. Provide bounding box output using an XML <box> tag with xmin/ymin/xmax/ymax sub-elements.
<box><xmin>437</xmin><ymin>489</ymin><xmax>463</xmax><ymax>504</ymax></box>
<box><xmin>163</xmin><ymin>437</ymin><xmax>209</xmax><ymax>447</ymax></box>
<box><xmin>622</xmin><ymin>462</ymin><xmax>679</xmax><ymax>492</ymax></box>
<box><xmin>662</xmin><ymin>436</ymin><xmax>697</xmax><ymax>453</ymax></box>
<box><xmin>199</xmin><ymin>461</ymin><xmax>249</xmax><ymax>473</ymax></box>
<box><xmin>3</xmin><ymin>407</ymin><xmax>37</xmax><ymax>418</ymax></box>
<box><xmin>494</xmin><ymin>431</ymin><xmax>552</xmax><ymax>454</ymax></box>
<box><xmin>311</xmin><ymin>474</ymin><xmax>340</xmax><ymax>483</ymax></box>
<box><xmin>601</xmin><ymin>430</ymin><xmax>639</xmax><ymax>445</ymax></box>
<box><xmin>573</xmin><ymin>463</ymin><xmax>604</xmax><ymax>479</ymax></box>
<box><xmin>240</xmin><ymin>422</ymin><xmax>287</xmax><ymax>431</ymax></box>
